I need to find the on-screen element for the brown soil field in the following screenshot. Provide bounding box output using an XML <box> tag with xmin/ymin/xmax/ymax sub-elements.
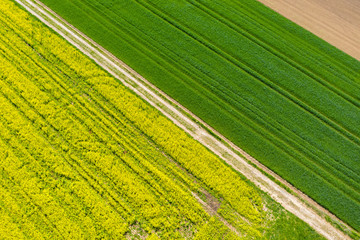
<box><xmin>257</xmin><ymin>0</ymin><xmax>360</xmax><ymax>61</ymax></box>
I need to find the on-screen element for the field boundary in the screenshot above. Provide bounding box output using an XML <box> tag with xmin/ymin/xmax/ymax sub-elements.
<box><xmin>13</xmin><ymin>0</ymin><xmax>353</xmax><ymax>239</ymax></box>
<box><xmin>257</xmin><ymin>0</ymin><xmax>360</xmax><ymax>61</ymax></box>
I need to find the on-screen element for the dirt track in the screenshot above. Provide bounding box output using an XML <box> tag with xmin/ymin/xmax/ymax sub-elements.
<box><xmin>257</xmin><ymin>0</ymin><xmax>360</xmax><ymax>61</ymax></box>
<box><xmin>14</xmin><ymin>0</ymin><xmax>353</xmax><ymax>239</ymax></box>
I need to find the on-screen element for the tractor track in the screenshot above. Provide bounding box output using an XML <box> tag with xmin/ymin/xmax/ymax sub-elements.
<box><xmin>13</xmin><ymin>0</ymin><xmax>353</xmax><ymax>239</ymax></box>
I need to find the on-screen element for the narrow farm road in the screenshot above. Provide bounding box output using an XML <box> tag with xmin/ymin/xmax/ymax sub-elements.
<box><xmin>14</xmin><ymin>0</ymin><xmax>352</xmax><ymax>239</ymax></box>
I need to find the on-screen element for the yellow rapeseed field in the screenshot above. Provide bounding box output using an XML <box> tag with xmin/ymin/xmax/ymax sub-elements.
<box><xmin>0</xmin><ymin>0</ymin><xmax>264</xmax><ymax>238</ymax></box>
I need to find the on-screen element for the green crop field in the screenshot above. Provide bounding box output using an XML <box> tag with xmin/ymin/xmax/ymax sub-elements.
<box><xmin>38</xmin><ymin>0</ymin><xmax>360</xmax><ymax>231</ymax></box>
<box><xmin>0</xmin><ymin>0</ymin><xmax>327</xmax><ymax>239</ymax></box>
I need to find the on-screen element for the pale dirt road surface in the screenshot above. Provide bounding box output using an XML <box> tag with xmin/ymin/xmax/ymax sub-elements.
<box><xmin>14</xmin><ymin>0</ymin><xmax>353</xmax><ymax>239</ymax></box>
<box><xmin>257</xmin><ymin>0</ymin><xmax>360</xmax><ymax>61</ymax></box>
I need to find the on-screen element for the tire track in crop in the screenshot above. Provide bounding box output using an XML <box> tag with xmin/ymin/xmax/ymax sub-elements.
<box><xmin>185</xmin><ymin>0</ymin><xmax>360</xmax><ymax>109</ymax></box>
<box><xmin>0</xmin><ymin>75</ymin><xmax>133</xmax><ymax>226</ymax></box>
<box><xmin>0</xmin><ymin>27</ymin><xmax>138</xmax><ymax>215</ymax></box>
<box><xmin>136</xmin><ymin>0</ymin><xmax>360</xmax><ymax>150</ymax></box>
<box><xmin>0</xmin><ymin>124</ymin><xmax>111</xmax><ymax>239</ymax></box>
<box><xmin>13</xmin><ymin>0</ymin><xmax>353</xmax><ymax>238</ymax></box>
<box><xmin>0</xmin><ymin>155</ymin><xmax>66</xmax><ymax>239</ymax></box>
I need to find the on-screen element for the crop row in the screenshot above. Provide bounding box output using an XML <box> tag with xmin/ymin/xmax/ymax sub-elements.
<box><xmin>38</xmin><ymin>0</ymin><xmax>360</xmax><ymax>229</ymax></box>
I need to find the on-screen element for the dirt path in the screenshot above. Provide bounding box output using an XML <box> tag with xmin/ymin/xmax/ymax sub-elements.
<box><xmin>257</xmin><ymin>0</ymin><xmax>360</xmax><ymax>61</ymax></box>
<box><xmin>14</xmin><ymin>0</ymin><xmax>352</xmax><ymax>239</ymax></box>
